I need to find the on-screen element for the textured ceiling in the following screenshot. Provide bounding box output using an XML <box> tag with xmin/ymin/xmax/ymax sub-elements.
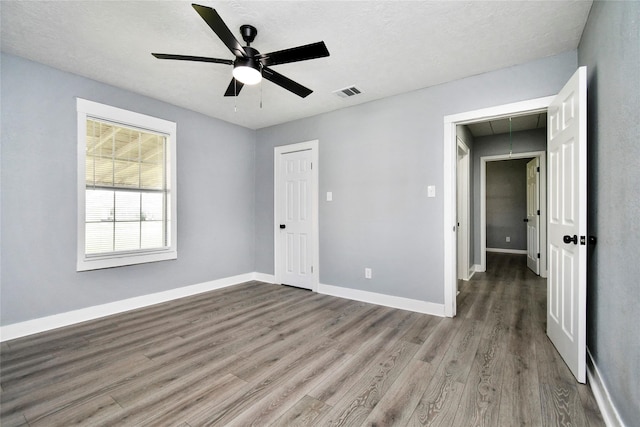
<box><xmin>1</xmin><ymin>1</ymin><xmax>592</xmax><ymax>130</ymax></box>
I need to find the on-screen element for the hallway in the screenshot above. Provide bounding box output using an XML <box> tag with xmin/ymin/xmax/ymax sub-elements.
<box><xmin>457</xmin><ymin>252</ymin><xmax>603</xmax><ymax>425</ymax></box>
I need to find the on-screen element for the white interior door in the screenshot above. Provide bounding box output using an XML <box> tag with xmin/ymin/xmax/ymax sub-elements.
<box><xmin>526</xmin><ymin>157</ymin><xmax>540</xmax><ymax>275</ymax></box>
<box><xmin>547</xmin><ymin>66</ymin><xmax>587</xmax><ymax>383</ymax></box>
<box><xmin>275</xmin><ymin>142</ymin><xmax>318</xmax><ymax>291</ymax></box>
<box><xmin>456</xmin><ymin>141</ymin><xmax>470</xmax><ymax>282</ymax></box>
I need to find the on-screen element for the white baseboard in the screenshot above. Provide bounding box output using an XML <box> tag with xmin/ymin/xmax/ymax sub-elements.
<box><xmin>587</xmin><ymin>348</ymin><xmax>625</xmax><ymax>427</ymax></box>
<box><xmin>0</xmin><ymin>272</ymin><xmax>263</xmax><ymax>342</ymax></box>
<box><xmin>472</xmin><ymin>264</ymin><xmax>484</xmax><ymax>273</ymax></box>
<box><xmin>253</xmin><ymin>272</ymin><xmax>276</xmax><ymax>283</ymax></box>
<box><xmin>486</xmin><ymin>248</ymin><xmax>527</xmax><ymax>254</ymax></box>
<box><xmin>318</xmin><ymin>283</ymin><xmax>445</xmax><ymax>317</ymax></box>
<box><xmin>467</xmin><ymin>267</ymin><xmax>476</xmax><ymax>280</ymax></box>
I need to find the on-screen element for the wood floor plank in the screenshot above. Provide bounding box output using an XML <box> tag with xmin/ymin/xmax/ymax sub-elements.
<box><xmin>540</xmin><ymin>382</ymin><xmax>588</xmax><ymax>427</ymax></box>
<box><xmin>413</xmin><ymin>316</ymin><xmax>461</xmax><ymax>366</ymax></box>
<box><xmin>18</xmin><ymin>353</ymin><xmax>155</xmax><ymax>424</ymax></box>
<box><xmin>452</xmin><ymin>336</ymin><xmax>507</xmax><ymax>426</ymax></box>
<box><xmin>143</xmin><ymin>294</ymin><xmax>310</xmax><ymax>362</ymax></box>
<box><xmin>451</xmin><ymin>283</ymin><xmax>510</xmax><ymax>426</ymax></box>
<box><xmin>222</xmin><ymin>349</ymin><xmax>349</xmax><ymax>426</ymax></box>
<box><xmin>577</xmin><ymin>381</ymin><xmax>606</xmax><ymax>427</ymax></box>
<box><xmin>108</xmin><ymin>373</ymin><xmax>248</xmax><ymax>426</ymax></box>
<box><xmin>333</xmin><ymin>307</ymin><xmax>402</xmax><ymax>355</ymax></box>
<box><xmin>360</xmin><ymin>358</ymin><xmax>434</xmax><ymax>426</ymax></box>
<box><xmin>307</xmin><ymin>327</ymin><xmax>404</xmax><ymax>406</ymax></box>
<box><xmin>498</xmin><ymin>353</ymin><xmax>543</xmax><ymax>426</ymax></box>
<box><xmin>108</xmin><ymin>346</ymin><xmax>250</xmax><ymax>409</ymax></box>
<box><xmin>0</xmin><ymin>261</ymin><xmax>605</xmax><ymax>427</ymax></box>
<box><xmin>271</xmin><ymin>395</ymin><xmax>332</xmax><ymax>427</ymax></box>
<box><xmin>0</xmin><ymin>410</ymin><xmax>29</xmax><ymax>427</ymax></box>
<box><xmin>406</xmin><ymin>318</ymin><xmax>484</xmax><ymax>426</ymax></box>
<box><xmin>184</xmin><ymin>343</ymin><xmax>343</xmax><ymax>426</ymax></box>
<box><xmin>1</xmin><ymin>322</ymin><xmax>185</xmax><ymax>394</ymax></box>
<box><xmin>29</xmin><ymin>395</ymin><xmax>123</xmax><ymax>427</ymax></box>
<box><xmin>399</xmin><ymin>313</ymin><xmax>440</xmax><ymax>345</ymax></box>
<box><xmin>317</xmin><ymin>339</ymin><xmax>419</xmax><ymax>426</ymax></box>
<box><xmin>464</xmin><ymin>287</ymin><xmax>495</xmax><ymax>322</ymax></box>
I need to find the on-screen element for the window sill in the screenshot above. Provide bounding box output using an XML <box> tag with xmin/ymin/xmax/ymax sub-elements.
<box><xmin>77</xmin><ymin>249</ymin><xmax>177</xmax><ymax>272</ymax></box>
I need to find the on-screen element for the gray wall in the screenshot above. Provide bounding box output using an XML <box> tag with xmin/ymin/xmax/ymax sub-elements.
<box><xmin>486</xmin><ymin>159</ymin><xmax>529</xmax><ymax>250</ymax></box>
<box><xmin>578</xmin><ymin>1</ymin><xmax>640</xmax><ymax>424</ymax></box>
<box><xmin>256</xmin><ymin>52</ymin><xmax>577</xmax><ymax>304</ymax></box>
<box><xmin>471</xmin><ymin>129</ymin><xmax>546</xmax><ymax>265</ymax></box>
<box><xmin>1</xmin><ymin>53</ymin><xmax>257</xmax><ymax>325</ymax></box>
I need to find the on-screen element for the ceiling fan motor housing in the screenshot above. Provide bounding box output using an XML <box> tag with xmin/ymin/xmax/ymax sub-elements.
<box><xmin>234</xmin><ymin>45</ymin><xmax>261</xmax><ymax>73</ymax></box>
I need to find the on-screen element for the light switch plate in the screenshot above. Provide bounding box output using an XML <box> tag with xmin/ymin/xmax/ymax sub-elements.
<box><xmin>427</xmin><ymin>185</ymin><xmax>436</xmax><ymax>198</ymax></box>
<box><xmin>326</xmin><ymin>191</ymin><xmax>333</xmax><ymax>202</ymax></box>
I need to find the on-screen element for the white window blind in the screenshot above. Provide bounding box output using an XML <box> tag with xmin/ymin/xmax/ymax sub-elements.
<box><xmin>85</xmin><ymin>119</ymin><xmax>167</xmax><ymax>254</ymax></box>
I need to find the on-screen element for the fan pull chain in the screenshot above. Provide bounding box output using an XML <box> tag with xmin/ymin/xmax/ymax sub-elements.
<box><xmin>260</xmin><ymin>64</ymin><xmax>263</xmax><ymax>109</ymax></box>
<box><xmin>234</xmin><ymin>78</ymin><xmax>237</xmax><ymax>112</ymax></box>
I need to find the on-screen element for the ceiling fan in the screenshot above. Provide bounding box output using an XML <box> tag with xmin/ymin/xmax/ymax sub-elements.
<box><xmin>152</xmin><ymin>4</ymin><xmax>330</xmax><ymax>98</ymax></box>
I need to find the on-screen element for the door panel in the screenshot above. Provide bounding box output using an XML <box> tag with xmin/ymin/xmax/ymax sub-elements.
<box><xmin>547</xmin><ymin>66</ymin><xmax>587</xmax><ymax>383</ymax></box>
<box><xmin>526</xmin><ymin>158</ymin><xmax>540</xmax><ymax>274</ymax></box>
<box><xmin>456</xmin><ymin>142</ymin><xmax>470</xmax><ymax>282</ymax></box>
<box><xmin>277</xmin><ymin>149</ymin><xmax>314</xmax><ymax>290</ymax></box>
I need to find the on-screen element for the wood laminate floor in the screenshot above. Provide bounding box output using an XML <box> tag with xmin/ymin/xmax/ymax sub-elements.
<box><xmin>1</xmin><ymin>253</ymin><xmax>604</xmax><ymax>426</ymax></box>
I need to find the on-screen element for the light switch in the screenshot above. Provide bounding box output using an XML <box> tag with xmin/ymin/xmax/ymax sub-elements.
<box><xmin>326</xmin><ymin>191</ymin><xmax>333</xmax><ymax>202</ymax></box>
<box><xmin>427</xmin><ymin>185</ymin><xmax>436</xmax><ymax>198</ymax></box>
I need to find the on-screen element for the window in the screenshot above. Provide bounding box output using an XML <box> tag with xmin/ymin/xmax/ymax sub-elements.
<box><xmin>77</xmin><ymin>99</ymin><xmax>177</xmax><ymax>271</ymax></box>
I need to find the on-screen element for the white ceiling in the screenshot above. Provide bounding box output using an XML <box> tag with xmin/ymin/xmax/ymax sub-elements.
<box><xmin>1</xmin><ymin>1</ymin><xmax>592</xmax><ymax>130</ymax></box>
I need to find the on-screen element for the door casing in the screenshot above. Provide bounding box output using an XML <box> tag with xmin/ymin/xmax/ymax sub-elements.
<box><xmin>479</xmin><ymin>152</ymin><xmax>547</xmax><ymax>276</ymax></box>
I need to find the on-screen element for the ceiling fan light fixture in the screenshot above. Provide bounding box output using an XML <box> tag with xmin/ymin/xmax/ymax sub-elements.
<box><xmin>233</xmin><ymin>57</ymin><xmax>261</xmax><ymax>85</ymax></box>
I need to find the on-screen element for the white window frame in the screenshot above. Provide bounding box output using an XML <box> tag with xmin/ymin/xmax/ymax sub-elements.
<box><xmin>77</xmin><ymin>98</ymin><xmax>177</xmax><ymax>271</ymax></box>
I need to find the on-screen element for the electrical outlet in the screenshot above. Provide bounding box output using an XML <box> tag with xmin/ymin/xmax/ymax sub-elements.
<box><xmin>365</xmin><ymin>268</ymin><xmax>372</xmax><ymax>279</ymax></box>
<box><xmin>506</xmin><ymin>236</ymin><xmax>511</xmax><ymax>242</ymax></box>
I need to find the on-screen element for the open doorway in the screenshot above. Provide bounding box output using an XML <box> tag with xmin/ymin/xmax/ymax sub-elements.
<box><xmin>486</xmin><ymin>157</ymin><xmax>533</xmax><ymax>260</ymax></box>
<box><xmin>454</xmin><ymin>114</ymin><xmax>547</xmax><ymax>286</ymax></box>
<box><xmin>443</xmin><ymin>96</ymin><xmax>554</xmax><ymax>317</ymax></box>
<box><xmin>479</xmin><ymin>150</ymin><xmax>547</xmax><ymax>277</ymax></box>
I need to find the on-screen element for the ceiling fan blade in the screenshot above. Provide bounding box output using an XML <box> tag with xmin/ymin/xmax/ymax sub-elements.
<box><xmin>192</xmin><ymin>4</ymin><xmax>247</xmax><ymax>58</ymax></box>
<box><xmin>224</xmin><ymin>78</ymin><xmax>244</xmax><ymax>96</ymax></box>
<box><xmin>257</xmin><ymin>41</ymin><xmax>330</xmax><ymax>67</ymax></box>
<box><xmin>262</xmin><ymin>67</ymin><xmax>313</xmax><ymax>98</ymax></box>
<box><xmin>152</xmin><ymin>53</ymin><xmax>233</xmax><ymax>65</ymax></box>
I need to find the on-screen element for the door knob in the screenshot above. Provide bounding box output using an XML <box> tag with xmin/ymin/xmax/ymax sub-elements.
<box><xmin>523</xmin><ymin>218</ymin><xmax>529</xmax><ymax>222</ymax></box>
<box><xmin>279</xmin><ymin>224</ymin><xmax>286</xmax><ymax>229</ymax></box>
<box><xmin>563</xmin><ymin>234</ymin><xmax>578</xmax><ymax>245</ymax></box>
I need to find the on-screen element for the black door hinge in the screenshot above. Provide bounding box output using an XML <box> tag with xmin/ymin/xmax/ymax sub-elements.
<box><xmin>537</xmin><ymin>209</ymin><xmax>540</xmax><ymax>215</ymax></box>
<box><xmin>537</xmin><ymin>166</ymin><xmax>540</xmax><ymax>172</ymax></box>
<box><xmin>537</xmin><ymin>253</ymin><xmax>540</xmax><ymax>259</ymax></box>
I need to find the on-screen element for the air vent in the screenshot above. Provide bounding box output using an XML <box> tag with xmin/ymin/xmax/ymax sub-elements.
<box><xmin>333</xmin><ymin>85</ymin><xmax>363</xmax><ymax>98</ymax></box>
